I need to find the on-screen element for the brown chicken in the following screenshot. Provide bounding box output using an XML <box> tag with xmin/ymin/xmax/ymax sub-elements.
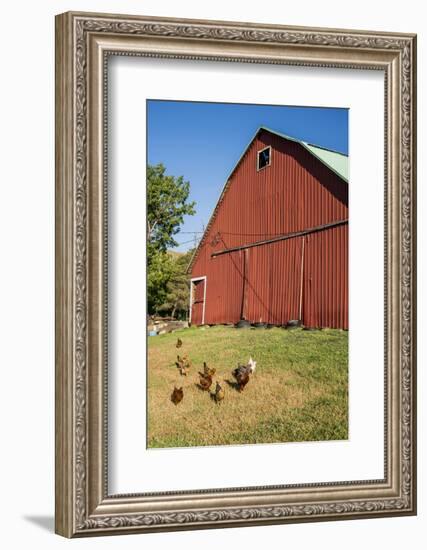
<box><xmin>171</xmin><ymin>386</ymin><xmax>184</xmax><ymax>405</ymax></box>
<box><xmin>202</xmin><ymin>361</ymin><xmax>216</xmax><ymax>378</ymax></box>
<box><xmin>214</xmin><ymin>382</ymin><xmax>225</xmax><ymax>404</ymax></box>
<box><xmin>177</xmin><ymin>364</ymin><xmax>189</xmax><ymax>376</ymax></box>
<box><xmin>232</xmin><ymin>366</ymin><xmax>251</xmax><ymax>392</ymax></box>
<box><xmin>198</xmin><ymin>372</ymin><xmax>213</xmax><ymax>391</ymax></box>
<box><xmin>176</xmin><ymin>355</ymin><xmax>191</xmax><ymax>376</ymax></box>
<box><xmin>176</xmin><ymin>338</ymin><xmax>183</xmax><ymax>349</ymax></box>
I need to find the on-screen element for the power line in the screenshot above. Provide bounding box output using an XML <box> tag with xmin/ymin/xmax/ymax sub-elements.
<box><xmin>179</xmin><ymin>229</ymin><xmax>309</xmax><ymax>238</ymax></box>
<box><xmin>219</xmin><ymin>230</ymin><xmax>295</xmax><ymax>237</ymax></box>
<box><xmin>173</xmin><ymin>237</ymin><xmax>202</xmax><ymax>247</ymax></box>
<box><xmin>174</xmin><ymin>229</ymin><xmax>309</xmax><ymax>245</ymax></box>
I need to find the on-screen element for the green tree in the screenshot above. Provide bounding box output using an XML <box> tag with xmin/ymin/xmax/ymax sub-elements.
<box><xmin>147</xmin><ymin>164</ymin><xmax>195</xmax><ymax>315</ymax></box>
<box><xmin>158</xmin><ymin>250</ymin><xmax>194</xmax><ymax>319</ymax></box>
<box><xmin>147</xmin><ymin>163</ymin><xmax>195</xmax><ymax>267</ymax></box>
<box><xmin>147</xmin><ymin>251</ymin><xmax>174</xmax><ymax>314</ymax></box>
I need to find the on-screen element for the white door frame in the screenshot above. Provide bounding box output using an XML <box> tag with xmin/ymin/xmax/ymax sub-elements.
<box><xmin>189</xmin><ymin>276</ymin><xmax>207</xmax><ymax>325</ymax></box>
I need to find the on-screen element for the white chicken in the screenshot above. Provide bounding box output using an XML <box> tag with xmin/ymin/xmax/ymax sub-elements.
<box><xmin>247</xmin><ymin>357</ymin><xmax>257</xmax><ymax>374</ymax></box>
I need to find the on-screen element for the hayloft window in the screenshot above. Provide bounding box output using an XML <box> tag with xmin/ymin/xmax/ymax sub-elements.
<box><xmin>257</xmin><ymin>146</ymin><xmax>271</xmax><ymax>171</ymax></box>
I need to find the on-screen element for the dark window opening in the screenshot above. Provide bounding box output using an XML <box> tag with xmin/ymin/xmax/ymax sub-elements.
<box><xmin>257</xmin><ymin>146</ymin><xmax>271</xmax><ymax>170</ymax></box>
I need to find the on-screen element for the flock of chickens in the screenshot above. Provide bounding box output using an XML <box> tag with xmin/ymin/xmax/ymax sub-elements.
<box><xmin>170</xmin><ymin>337</ymin><xmax>257</xmax><ymax>406</ymax></box>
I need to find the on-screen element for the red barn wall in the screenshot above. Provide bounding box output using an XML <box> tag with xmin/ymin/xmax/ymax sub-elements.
<box><xmin>190</xmin><ymin>130</ymin><xmax>348</xmax><ymax>329</ymax></box>
<box><xmin>303</xmin><ymin>224</ymin><xmax>348</xmax><ymax>329</ymax></box>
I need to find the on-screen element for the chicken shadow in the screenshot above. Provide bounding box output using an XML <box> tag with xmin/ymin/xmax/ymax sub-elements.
<box><xmin>195</xmin><ymin>383</ymin><xmax>211</xmax><ymax>392</ymax></box>
<box><xmin>224</xmin><ymin>379</ymin><xmax>240</xmax><ymax>392</ymax></box>
<box><xmin>209</xmin><ymin>392</ymin><xmax>218</xmax><ymax>403</ymax></box>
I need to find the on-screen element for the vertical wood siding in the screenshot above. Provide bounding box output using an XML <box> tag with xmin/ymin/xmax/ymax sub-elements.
<box><xmin>302</xmin><ymin>224</ymin><xmax>348</xmax><ymax>329</ymax></box>
<box><xmin>190</xmin><ymin>129</ymin><xmax>348</xmax><ymax>329</ymax></box>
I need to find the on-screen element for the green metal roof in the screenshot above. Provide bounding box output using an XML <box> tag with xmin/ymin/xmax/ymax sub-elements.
<box><xmin>259</xmin><ymin>126</ymin><xmax>349</xmax><ymax>182</ymax></box>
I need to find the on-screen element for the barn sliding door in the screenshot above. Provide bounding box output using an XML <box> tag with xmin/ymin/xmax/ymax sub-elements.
<box><xmin>243</xmin><ymin>238</ymin><xmax>303</xmax><ymax>325</ymax></box>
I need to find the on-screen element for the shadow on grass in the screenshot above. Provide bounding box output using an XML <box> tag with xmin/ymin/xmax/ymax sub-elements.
<box><xmin>194</xmin><ymin>382</ymin><xmax>212</xmax><ymax>392</ymax></box>
<box><xmin>224</xmin><ymin>378</ymin><xmax>240</xmax><ymax>392</ymax></box>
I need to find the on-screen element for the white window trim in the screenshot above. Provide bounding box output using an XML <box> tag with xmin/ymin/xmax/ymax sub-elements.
<box><xmin>189</xmin><ymin>276</ymin><xmax>207</xmax><ymax>325</ymax></box>
<box><xmin>257</xmin><ymin>145</ymin><xmax>272</xmax><ymax>171</ymax></box>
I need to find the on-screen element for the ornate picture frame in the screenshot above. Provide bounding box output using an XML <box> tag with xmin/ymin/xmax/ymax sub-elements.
<box><xmin>55</xmin><ymin>11</ymin><xmax>417</xmax><ymax>537</ymax></box>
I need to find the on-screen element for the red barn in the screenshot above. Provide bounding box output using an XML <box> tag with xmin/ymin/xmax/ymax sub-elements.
<box><xmin>188</xmin><ymin>127</ymin><xmax>348</xmax><ymax>329</ymax></box>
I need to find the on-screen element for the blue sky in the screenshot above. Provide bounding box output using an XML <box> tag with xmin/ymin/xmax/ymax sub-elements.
<box><xmin>147</xmin><ymin>100</ymin><xmax>348</xmax><ymax>252</ymax></box>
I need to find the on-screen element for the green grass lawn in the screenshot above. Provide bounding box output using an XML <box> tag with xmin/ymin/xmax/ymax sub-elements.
<box><xmin>147</xmin><ymin>326</ymin><xmax>348</xmax><ymax>448</ymax></box>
